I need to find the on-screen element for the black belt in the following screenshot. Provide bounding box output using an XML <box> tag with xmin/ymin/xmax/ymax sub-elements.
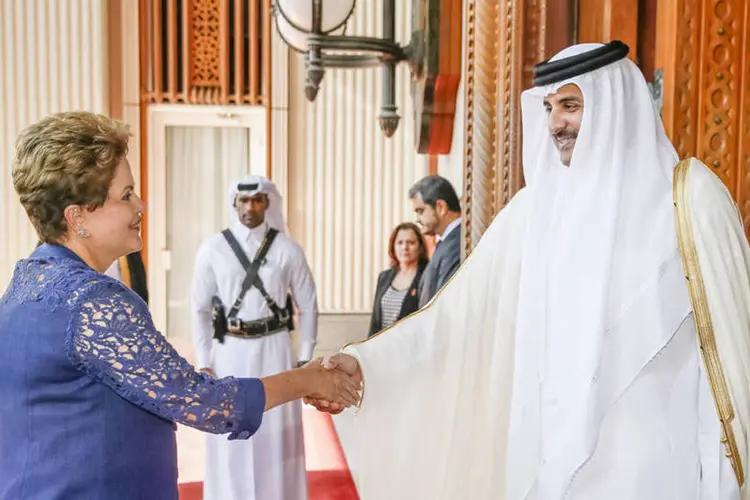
<box><xmin>226</xmin><ymin>316</ymin><xmax>287</xmax><ymax>339</ymax></box>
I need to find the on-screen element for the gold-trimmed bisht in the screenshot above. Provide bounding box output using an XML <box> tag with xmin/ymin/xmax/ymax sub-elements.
<box><xmin>673</xmin><ymin>158</ymin><xmax>744</xmax><ymax>487</ymax></box>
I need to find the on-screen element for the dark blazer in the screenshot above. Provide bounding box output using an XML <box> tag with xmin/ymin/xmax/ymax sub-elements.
<box><xmin>125</xmin><ymin>252</ymin><xmax>149</xmax><ymax>304</ymax></box>
<box><xmin>418</xmin><ymin>222</ymin><xmax>461</xmax><ymax>308</ymax></box>
<box><xmin>368</xmin><ymin>264</ymin><xmax>426</xmax><ymax>337</ymax></box>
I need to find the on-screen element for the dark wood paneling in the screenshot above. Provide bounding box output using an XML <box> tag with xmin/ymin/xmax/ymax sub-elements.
<box><xmin>637</xmin><ymin>0</ymin><xmax>658</xmax><ymax>80</ymax></box>
<box><xmin>656</xmin><ymin>0</ymin><xmax>750</xmax><ymax>237</ymax></box>
<box><xmin>578</xmin><ymin>0</ymin><xmax>639</xmax><ymax>61</ymax></box>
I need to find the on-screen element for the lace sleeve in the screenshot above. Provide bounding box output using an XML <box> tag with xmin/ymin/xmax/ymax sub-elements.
<box><xmin>66</xmin><ymin>282</ymin><xmax>265</xmax><ymax>439</ymax></box>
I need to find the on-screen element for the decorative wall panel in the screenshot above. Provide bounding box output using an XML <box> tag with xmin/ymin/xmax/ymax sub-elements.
<box><xmin>140</xmin><ymin>0</ymin><xmax>268</xmax><ymax>105</ymax></box>
<box><xmin>657</xmin><ymin>0</ymin><xmax>750</xmax><ymax>236</ymax></box>
<box><xmin>189</xmin><ymin>0</ymin><xmax>223</xmax><ymax>88</ymax></box>
<box><xmin>462</xmin><ymin>0</ymin><xmax>501</xmax><ymax>254</ymax></box>
<box><xmin>0</xmin><ymin>0</ymin><xmax>108</xmax><ymax>293</ymax></box>
<box><xmin>741</xmin><ymin>2</ymin><xmax>750</xmax><ymax>235</ymax></box>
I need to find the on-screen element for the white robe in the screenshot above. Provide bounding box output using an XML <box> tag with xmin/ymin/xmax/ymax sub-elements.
<box><xmin>333</xmin><ymin>159</ymin><xmax>750</xmax><ymax>500</ymax></box>
<box><xmin>103</xmin><ymin>259</ymin><xmax>122</xmax><ymax>281</ymax></box>
<box><xmin>191</xmin><ymin>221</ymin><xmax>318</xmax><ymax>500</ymax></box>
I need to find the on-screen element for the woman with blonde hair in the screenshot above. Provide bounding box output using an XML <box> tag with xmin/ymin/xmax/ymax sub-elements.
<box><xmin>0</xmin><ymin>111</ymin><xmax>359</xmax><ymax>499</ymax></box>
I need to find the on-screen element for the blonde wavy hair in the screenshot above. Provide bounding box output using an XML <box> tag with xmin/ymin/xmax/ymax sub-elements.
<box><xmin>12</xmin><ymin>111</ymin><xmax>132</xmax><ymax>243</ymax></box>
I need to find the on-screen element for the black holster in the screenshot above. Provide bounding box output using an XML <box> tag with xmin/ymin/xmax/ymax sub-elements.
<box><xmin>211</xmin><ymin>296</ymin><xmax>228</xmax><ymax>344</ymax></box>
<box><xmin>284</xmin><ymin>294</ymin><xmax>295</xmax><ymax>331</ymax></box>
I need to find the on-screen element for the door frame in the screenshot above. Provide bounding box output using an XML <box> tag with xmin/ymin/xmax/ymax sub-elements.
<box><xmin>146</xmin><ymin>104</ymin><xmax>267</xmax><ymax>333</ymax></box>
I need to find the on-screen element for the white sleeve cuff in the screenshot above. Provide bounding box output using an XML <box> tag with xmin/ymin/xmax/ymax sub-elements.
<box><xmin>298</xmin><ymin>341</ymin><xmax>316</xmax><ymax>362</ymax></box>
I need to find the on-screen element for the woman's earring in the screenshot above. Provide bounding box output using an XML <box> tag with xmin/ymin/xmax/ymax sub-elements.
<box><xmin>76</xmin><ymin>229</ymin><xmax>90</xmax><ymax>238</ymax></box>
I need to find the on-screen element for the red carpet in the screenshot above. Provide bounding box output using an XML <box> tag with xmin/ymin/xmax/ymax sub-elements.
<box><xmin>178</xmin><ymin>407</ymin><xmax>359</xmax><ymax>500</ymax></box>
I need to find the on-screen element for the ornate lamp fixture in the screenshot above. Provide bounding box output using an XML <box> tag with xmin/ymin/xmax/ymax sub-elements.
<box><xmin>273</xmin><ymin>0</ymin><xmax>462</xmax><ymax>154</ymax></box>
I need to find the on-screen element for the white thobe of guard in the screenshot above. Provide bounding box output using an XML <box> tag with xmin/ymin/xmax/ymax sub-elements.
<box><xmin>191</xmin><ymin>220</ymin><xmax>318</xmax><ymax>500</ymax></box>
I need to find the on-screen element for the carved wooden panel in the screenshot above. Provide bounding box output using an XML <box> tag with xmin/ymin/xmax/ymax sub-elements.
<box><xmin>462</xmin><ymin>0</ymin><xmax>500</xmax><ymax>254</ymax></box>
<box><xmin>695</xmin><ymin>0</ymin><xmax>741</xmax><ymax>189</ymax></box>
<box><xmin>494</xmin><ymin>0</ymin><xmax>523</xmax><ymax>212</ymax></box>
<box><xmin>462</xmin><ymin>0</ymin><xmax>574</xmax><ymax>255</ymax></box>
<box><xmin>656</xmin><ymin>0</ymin><xmax>701</xmax><ymax>157</ymax></box>
<box><xmin>189</xmin><ymin>0</ymin><xmax>223</xmax><ymax>87</ymax></box>
<box><xmin>522</xmin><ymin>0</ymin><xmax>544</xmax><ymax>86</ymax></box>
<box><xmin>140</xmin><ymin>0</ymin><xmax>267</xmax><ymax>105</ymax></box>
<box><xmin>657</xmin><ymin>0</ymin><xmax>750</xmax><ymax>237</ymax></box>
<box><xmin>742</xmin><ymin>16</ymin><xmax>750</xmax><ymax>236</ymax></box>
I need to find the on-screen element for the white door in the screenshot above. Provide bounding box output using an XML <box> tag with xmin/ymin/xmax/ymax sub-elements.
<box><xmin>147</xmin><ymin>105</ymin><xmax>267</xmax><ymax>339</ymax></box>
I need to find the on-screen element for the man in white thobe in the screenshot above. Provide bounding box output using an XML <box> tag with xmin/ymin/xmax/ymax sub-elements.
<box><xmin>191</xmin><ymin>175</ymin><xmax>317</xmax><ymax>500</ymax></box>
<box><xmin>308</xmin><ymin>42</ymin><xmax>750</xmax><ymax>500</ymax></box>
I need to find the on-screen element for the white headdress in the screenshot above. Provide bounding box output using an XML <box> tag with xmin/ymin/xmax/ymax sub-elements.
<box><xmin>228</xmin><ymin>175</ymin><xmax>288</xmax><ymax>234</ymax></box>
<box><xmin>507</xmin><ymin>43</ymin><xmax>690</xmax><ymax>496</ymax></box>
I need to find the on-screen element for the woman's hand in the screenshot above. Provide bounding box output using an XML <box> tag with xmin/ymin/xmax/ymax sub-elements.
<box><xmin>302</xmin><ymin>354</ymin><xmax>362</xmax><ymax>414</ymax></box>
<box><xmin>299</xmin><ymin>358</ymin><xmax>361</xmax><ymax>408</ymax></box>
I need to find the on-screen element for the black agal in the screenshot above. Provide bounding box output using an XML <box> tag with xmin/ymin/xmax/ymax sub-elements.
<box><xmin>533</xmin><ymin>41</ymin><xmax>630</xmax><ymax>87</ymax></box>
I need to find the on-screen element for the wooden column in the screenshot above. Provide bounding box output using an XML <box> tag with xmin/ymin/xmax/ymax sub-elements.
<box><xmin>577</xmin><ymin>0</ymin><xmax>640</xmax><ymax>60</ymax></box>
<box><xmin>462</xmin><ymin>0</ymin><xmax>575</xmax><ymax>255</ymax></box>
<box><xmin>656</xmin><ymin>0</ymin><xmax>750</xmax><ymax>237</ymax></box>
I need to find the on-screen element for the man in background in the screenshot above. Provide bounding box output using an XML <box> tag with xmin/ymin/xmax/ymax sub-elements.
<box><xmin>191</xmin><ymin>175</ymin><xmax>317</xmax><ymax>500</ymax></box>
<box><xmin>408</xmin><ymin>175</ymin><xmax>462</xmax><ymax>307</ymax></box>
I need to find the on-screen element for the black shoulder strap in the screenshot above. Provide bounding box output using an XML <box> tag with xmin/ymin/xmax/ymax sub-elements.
<box><xmin>222</xmin><ymin>229</ymin><xmax>252</xmax><ymax>269</ymax></box>
<box><xmin>222</xmin><ymin>228</ymin><xmax>279</xmax><ymax>318</ymax></box>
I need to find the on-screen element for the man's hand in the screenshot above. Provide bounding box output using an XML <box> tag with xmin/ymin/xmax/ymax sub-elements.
<box><xmin>199</xmin><ymin>367</ymin><xmax>216</xmax><ymax>378</ymax></box>
<box><xmin>303</xmin><ymin>354</ymin><xmax>361</xmax><ymax>414</ymax></box>
<box><xmin>298</xmin><ymin>358</ymin><xmax>361</xmax><ymax>407</ymax></box>
<box><xmin>323</xmin><ymin>353</ymin><xmax>362</xmax><ymax>384</ymax></box>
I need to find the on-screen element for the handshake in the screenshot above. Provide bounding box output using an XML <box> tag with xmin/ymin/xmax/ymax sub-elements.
<box><xmin>300</xmin><ymin>354</ymin><xmax>362</xmax><ymax>415</ymax></box>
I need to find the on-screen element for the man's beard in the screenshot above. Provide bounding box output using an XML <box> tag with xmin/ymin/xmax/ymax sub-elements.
<box><xmin>553</xmin><ymin>130</ymin><xmax>578</xmax><ymax>151</ymax></box>
<box><xmin>418</xmin><ymin>222</ymin><xmax>435</xmax><ymax>236</ymax></box>
<box><xmin>241</xmin><ymin>214</ymin><xmax>264</xmax><ymax>228</ymax></box>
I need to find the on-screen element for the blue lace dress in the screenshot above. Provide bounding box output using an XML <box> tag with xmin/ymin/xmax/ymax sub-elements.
<box><xmin>0</xmin><ymin>244</ymin><xmax>266</xmax><ymax>499</ymax></box>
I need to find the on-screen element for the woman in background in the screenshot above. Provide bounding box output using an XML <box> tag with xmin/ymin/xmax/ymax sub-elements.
<box><xmin>0</xmin><ymin>111</ymin><xmax>359</xmax><ymax>500</ymax></box>
<box><xmin>368</xmin><ymin>222</ymin><xmax>429</xmax><ymax>337</ymax></box>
